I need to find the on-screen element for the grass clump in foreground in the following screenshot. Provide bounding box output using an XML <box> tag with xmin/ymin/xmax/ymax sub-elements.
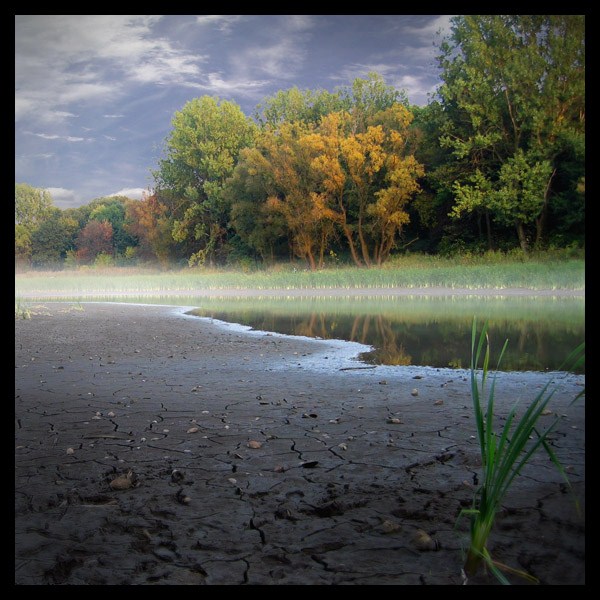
<box><xmin>460</xmin><ymin>320</ymin><xmax>584</xmax><ymax>584</ymax></box>
<box><xmin>14</xmin><ymin>298</ymin><xmax>30</xmax><ymax>319</ymax></box>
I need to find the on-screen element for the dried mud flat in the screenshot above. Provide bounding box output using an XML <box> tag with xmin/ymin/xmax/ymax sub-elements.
<box><xmin>15</xmin><ymin>302</ymin><xmax>585</xmax><ymax>585</ymax></box>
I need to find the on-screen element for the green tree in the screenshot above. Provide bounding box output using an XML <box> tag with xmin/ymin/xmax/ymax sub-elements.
<box><xmin>154</xmin><ymin>96</ymin><xmax>257</xmax><ymax>266</ymax></box>
<box><xmin>30</xmin><ymin>209</ymin><xmax>79</xmax><ymax>267</ymax></box>
<box><xmin>254</xmin><ymin>87</ymin><xmax>349</xmax><ymax>129</ymax></box>
<box><xmin>15</xmin><ymin>224</ymin><xmax>32</xmax><ymax>266</ymax></box>
<box><xmin>225</xmin><ymin>147</ymin><xmax>289</xmax><ymax>262</ymax></box>
<box><xmin>452</xmin><ymin>152</ymin><xmax>553</xmax><ymax>251</ymax></box>
<box><xmin>437</xmin><ymin>15</ymin><xmax>585</xmax><ymax>250</ymax></box>
<box><xmin>15</xmin><ymin>183</ymin><xmax>54</xmax><ymax>228</ymax></box>
<box><xmin>340</xmin><ymin>72</ymin><xmax>407</xmax><ymax>132</ymax></box>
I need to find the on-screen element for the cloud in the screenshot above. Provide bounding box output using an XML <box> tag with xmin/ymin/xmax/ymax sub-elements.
<box><xmin>45</xmin><ymin>187</ymin><xmax>77</xmax><ymax>203</ymax></box>
<box><xmin>25</xmin><ymin>131</ymin><xmax>88</xmax><ymax>142</ymax></box>
<box><xmin>108</xmin><ymin>187</ymin><xmax>147</xmax><ymax>199</ymax></box>
<box><xmin>20</xmin><ymin>153</ymin><xmax>54</xmax><ymax>159</ymax></box>
<box><xmin>402</xmin><ymin>15</ymin><xmax>454</xmax><ymax>40</ymax></box>
<box><xmin>196</xmin><ymin>15</ymin><xmax>243</xmax><ymax>32</ymax></box>
<box><xmin>186</xmin><ymin>72</ymin><xmax>270</xmax><ymax>97</ymax></box>
<box><xmin>227</xmin><ymin>16</ymin><xmax>314</xmax><ymax>82</ymax></box>
<box><xmin>331</xmin><ymin>63</ymin><xmax>397</xmax><ymax>82</ymax></box>
<box><xmin>103</xmin><ymin>135</ymin><xmax>117</xmax><ymax>141</ymax></box>
<box><xmin>103</xmin><ymin>114</ymin><xmax>125</xmax><ymax>118</ymax></box>
<box><xmin>15</xmin><ymin>15</ymin><xmax>208</xmax><ymax>123</ymax></box>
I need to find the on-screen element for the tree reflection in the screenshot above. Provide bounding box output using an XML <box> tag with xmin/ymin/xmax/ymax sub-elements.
<box><xmin>190</xmin><ymin>302</ymin><xmax>584</xmax><ymax>373</ymax></box>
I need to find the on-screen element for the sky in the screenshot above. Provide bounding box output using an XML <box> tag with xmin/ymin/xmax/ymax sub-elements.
<box><xmin>15</xmin><ymin>15</ymin><xmax>453</xmax><ymax>209</ymax></box>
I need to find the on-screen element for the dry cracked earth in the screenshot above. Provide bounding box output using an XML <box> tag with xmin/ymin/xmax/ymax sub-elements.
<box><xmin>15</xmin><ymin>303</ymin><xmax>585</xmax><ymax>585</ymax></box>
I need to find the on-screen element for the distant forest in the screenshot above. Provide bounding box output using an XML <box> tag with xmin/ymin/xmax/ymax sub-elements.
<box><xmin>15</xmin><ymin>16</ymin><xmax>584</xmax><ymax>270</ymax></box>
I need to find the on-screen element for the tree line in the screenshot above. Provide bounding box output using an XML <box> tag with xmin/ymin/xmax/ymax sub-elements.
<box><xmin>15</xmin><ymin>16</ymin><xmax>584</xmax><ymax>270</ymax></box>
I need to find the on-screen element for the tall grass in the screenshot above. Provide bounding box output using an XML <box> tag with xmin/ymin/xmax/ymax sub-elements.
<box><xmin>15</xmin><ymin>252</ymin><xmax>584</xmax><ymax>297</ymax></box>
<box><xmin>461</xmin><ymin>320</ymin><xmax>584</xmax><ymax>583</ymax></box>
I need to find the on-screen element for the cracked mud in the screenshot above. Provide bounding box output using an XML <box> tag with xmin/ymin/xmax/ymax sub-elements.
<box><xmin>15</xmin><ymin>303</ymin><xmax>585</xmax><ymax>585</ymax></box>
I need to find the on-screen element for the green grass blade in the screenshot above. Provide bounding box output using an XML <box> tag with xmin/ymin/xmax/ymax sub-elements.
<box><xmin>463</xmin><ymin>317</ymin><xmax>583</xmax><ymax>584</ymax></box>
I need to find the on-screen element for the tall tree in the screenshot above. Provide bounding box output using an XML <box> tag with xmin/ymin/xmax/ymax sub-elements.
<box><xmin>437</xmin><ymin>15</ymin><xmax>585</xmax><ymax>251</ymax></box>
<box><xmin>225</xmin><ymin>147</ymin><xmax>289</xmax><ymax>262</ymax></box>
<box><xmin>154</xmin><ymin>96</ymin><xmax>256</xmax><ymax>266</ymax></box>
<box><xmin>258</xmin><ymin>122</ymin><xmax>336</xmax><ymax>270</ymax></box>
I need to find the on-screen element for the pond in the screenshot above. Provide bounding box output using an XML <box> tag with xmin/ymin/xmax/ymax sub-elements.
<box><xmin>186</xmin><ymin>295</ymin><xmax>584</xmax><ymax>373</ymax></box>
<box><xmin>71</xmin><ymin>294</ymin><xmax>583</xmax><ymax>374</ymax></box>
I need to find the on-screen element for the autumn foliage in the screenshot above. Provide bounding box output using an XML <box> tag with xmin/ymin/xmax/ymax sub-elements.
<box><xmin>15</xmin><ymin>18</ymin><xmax>584</xmax><ymax>270</ymax></box>
<box><xmin>75</xmin><ymin>220</ymin><xmax>113</xmax><ymax>263</ymax></box>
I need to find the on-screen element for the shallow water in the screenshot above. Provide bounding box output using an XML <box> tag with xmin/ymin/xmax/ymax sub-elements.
<box><xmin>55</xmin><ymin>294</ymin><xmax>583</xmax><ymax>373</ymax></box>
<box><xmin>186</xmin><ymin>295</ymin><xmax>584</xmax><ymax>373</ymax></box>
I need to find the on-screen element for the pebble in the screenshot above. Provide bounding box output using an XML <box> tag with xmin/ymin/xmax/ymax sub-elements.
<box><xmin>153</xmin><ymin>547</ymin><xmax>176</xmax><ymax>562</ymax></box>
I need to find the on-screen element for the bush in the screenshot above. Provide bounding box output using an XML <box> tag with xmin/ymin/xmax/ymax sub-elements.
<box><xmin>93</xmin><ymin>252</ymin><xmax>115</xmax><ymax>268</ymax></box>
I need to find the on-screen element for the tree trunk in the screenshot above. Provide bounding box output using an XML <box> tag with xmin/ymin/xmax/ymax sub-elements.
<box><xmin>516</xmin><ymin>221</ymin><xmax>529</xmax><ymax>253</ymax></box>
<box><xmin>535</xmin><ymin>168</ymin><xmax>556</xmax><ymax>248</ymax></box>
<box><xmin>358</xmin><ymin>215</ymin><xmax>371</xmax><ymax>267</ymax></box>
<box><xmin>342</xmin><ymin>223</ymin><xmax>363</xmax><ymax>266</ymax></box>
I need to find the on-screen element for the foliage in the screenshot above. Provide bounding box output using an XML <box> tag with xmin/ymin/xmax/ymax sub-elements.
<box><xmin>75</xmin><ymin>220</ymin><xmax>114</xmax><ymax>263</ymax></box>
<box><xmin>460</xmin><ymin>320</ymin><xmax>584</xmax><ymax>583</ymax></box>
<box><xmin>15</xmin><ymin>183</ymin><xmax>54</xmax><ymax>228</ymax></box>
<box><xmin>153</xmin><ymin>96</ymin><xmax>257</xmax><ymax>266</ymax></box>
<box><xmin>30</xmin><ymin>209</ymin><xmax>79</xmax><ymax>267</ymax></box>
<box><xmin>437</xmin><ymin>15</ymin><xmax>585</xmax><ymax>250</ymax></box>
<box><xmin>15</xmin><ymin>224</ymin><xmax>32</xmax><ymax>264</ymax></box>
<box><xmin>254</xmin><ymin>86</ymin><xmax>349</xmax><ymax>128</ymax></box>
<box><xmin>93</xmin><ymin>252</ymin><xmax>115</xmax><ymax>268</ymax></box>
<box><xmin>88</xmin><ymin>196</ymin><xmax>136</xmax><ymax>255</ymax></box>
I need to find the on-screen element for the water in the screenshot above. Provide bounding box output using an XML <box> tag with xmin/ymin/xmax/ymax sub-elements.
<box><xmin>184</xmin><ymin>295</ymin><xmax>584</xmax><ymax>373</ymax></box>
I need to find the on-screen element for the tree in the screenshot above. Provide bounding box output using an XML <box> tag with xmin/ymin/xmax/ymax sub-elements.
<box><xmin>30</xmin><ymin>209</ymin><xmax>79</xmax><ymax>267</ymax></box>
<box><xmin>254</xmin><ymin>87</ymin><xmax>349</xmax><ymax>129</ymax></box>
<box><xmin>75</xmin><ymin>220</ymin><xmax>114</xmax><ymax>263</ymax></box>
<box><xmin>225</xmin><ymin>147</ymin><xmax>289</xmax><ymax>262</ymax></box>
<box><xmin>124</xmin><ymin>194</ymin><xmax>175</xmax><ymax>265</ymax></box>
<box><xmin>15</xmin><ymin>224</ymin><xmax>32</xmax><ymax>266</ymax></box>
<box><xmin>437</xmin><ymin>15</ymin><xmax>585</xmax><ymax>250</ymax></box>
<box><xmin>15</xmin><ymin>183</ymin><xmax>54</xmax><ymax>228</ymax></box>
<box><xmin>154</xmin><ymin>96</ymin><xmax>256</xmax><ymax>266</ymax></box>
<box><xmin>257</xmin><ymin>122</ymin><xmax>336</xmax><ymax>270</ymax></box>
<box><xmin>300</xmin><ymin>111</ymin><xmax>362</xmax><ymax>264</ymax></box>
<box><xmin>340</xmin><ymin>72</ymin><xmax>407</xmax><ymax>132</ymax></box>
<box><xmin>88</xmin><ymin>197</ymin><xmax>136</xmax><ymax>256</ymax></box>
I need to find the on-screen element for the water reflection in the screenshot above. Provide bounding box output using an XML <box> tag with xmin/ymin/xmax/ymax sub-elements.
<box><xmin>187</xmin><ymin>296</ymin><xmax>584</xmax><ymax>373</ymax></box>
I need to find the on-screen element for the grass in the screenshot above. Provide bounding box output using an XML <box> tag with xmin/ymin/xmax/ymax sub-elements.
<box><xmin>460</xmin><ymin>320</ymin><xmax>584</xmax><ymax>583</ymax></box>
<box><xmin>14</xmin><ymin>298</ymin><xmax>31</xmax><ymax>319</ymax></box>
<box><xmin>15</xmin><ymin>252</ymin><xmax>584</xmax><ymax>297</ymax></box>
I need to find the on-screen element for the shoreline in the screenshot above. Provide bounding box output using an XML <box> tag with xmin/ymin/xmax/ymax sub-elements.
<box><xmin>15</xmin><ymin>302</ymin><xmax>585</xmax><ymax>585</ymax></box>
<box><xmin>15</xmin><ymin>285</ymin><xmax>585</xmax><ymax>299</ymax></box>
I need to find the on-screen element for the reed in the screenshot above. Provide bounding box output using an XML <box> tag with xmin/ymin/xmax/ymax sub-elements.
<box><xmin>461</xmin><ymin>320</ymin><xmax>584</xmax><ymax>583</ymax></box>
